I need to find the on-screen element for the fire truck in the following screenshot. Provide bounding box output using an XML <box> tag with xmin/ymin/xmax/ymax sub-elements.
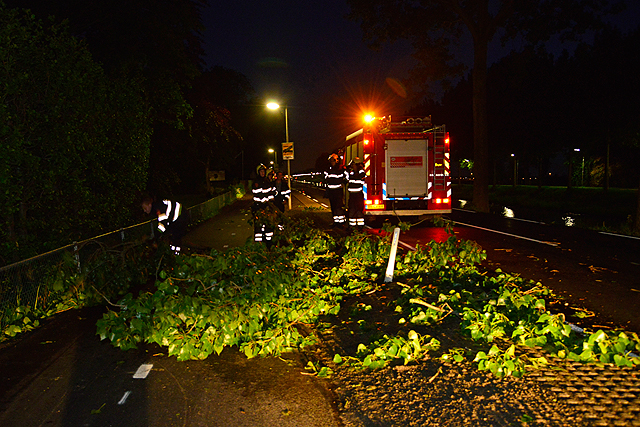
<box><xmin>342</xmin><ymin>115</ymin><xmax>451</xmax><ymax>218</ymax></box>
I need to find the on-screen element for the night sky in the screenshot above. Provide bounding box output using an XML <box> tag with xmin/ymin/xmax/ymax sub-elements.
<box><xmin>201</xmin><ymin>0</ymin><xmax>640</xmax><ymax>171</ymax></box>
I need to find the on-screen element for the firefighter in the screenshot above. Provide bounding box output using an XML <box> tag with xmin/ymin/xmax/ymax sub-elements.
<box><xmin>347</xmin><ymin>157</ymin><xmax>366</xmax><ymax>230</ymax></box>
<box><xmin>323</xmin><ymin>153</ymin><xmax>347</xmax><ymax>227</ymax></box>
<box><xmin>273</xmin><ymin>170</ymin><xmax>291</xmax><ymax>213</ymax></box>
<box><xmin>141</xmin><ymin>195</ymin><xmax>189</xmax><ymax>254</ymax></box>
<box><xmin>252</xmin><ymin>163</ymin><xmax>276</xmax><ymax>247</ymax></box>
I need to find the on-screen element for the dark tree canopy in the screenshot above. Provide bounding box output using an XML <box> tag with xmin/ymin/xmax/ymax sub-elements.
<box><xmin>347</xmin><ymin>0</ymin><xmax>624</xmax><ymax>212</ymax></box>
<box><xmin>407</xmin><ymin>24</ymin><xmax>640</xmax><ymax>230</ymax></box>
<box><xmin>0</xmin><ymin>7</ymin><xmax>152</xmax><ymax>263</ymax></box>
<box><xmin>8</xmin><ymin>0</ymin><xmax>212</xmax><ymax>195</ymax></box>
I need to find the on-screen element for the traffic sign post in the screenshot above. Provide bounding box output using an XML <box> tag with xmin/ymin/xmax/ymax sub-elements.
<box><xmin>282</xmin><ymin>142</ymin><xmax>294</xmax><ymax>160</ymax></box>
<box><xmin>282</xmin><ymin>142</ymin><xmax>293</xmax><ymax>209</ymax></box>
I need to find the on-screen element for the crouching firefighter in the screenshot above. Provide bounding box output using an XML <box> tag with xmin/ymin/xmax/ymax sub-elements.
<box><xmin>252</xmin><ymin>164</ymin><xmax>276</xmax><ymax>247</ymax></box>
<box><xmin>142</xmin><ymin>195</ymin><xmax>189</xmax><ymax>254</ymax></box>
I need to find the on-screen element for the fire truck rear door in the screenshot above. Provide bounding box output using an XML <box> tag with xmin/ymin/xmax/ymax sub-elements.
<box><xmin>385</xmin><ymin>139</ymin><xmax>428</xmax><ymax>197</ymax></box>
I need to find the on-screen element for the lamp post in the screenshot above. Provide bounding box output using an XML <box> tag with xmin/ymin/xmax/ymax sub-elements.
<box><xmin>268</xmin><ymin>148</ymin><xmax>277</xmax><ymax>169</ymax></box>
<box><xmin>574</xmin><ymin>148</ymin><xmax>584</xmax><ymax>187</ymax></box>
<box><xmin>234</xmin><ymin>150</ymin><xmax>244</xmax><ymax>181</ymax></box>
<box><xmin>266</xmin><ymin>102</ymin><xmax>292</xmax><ymax>210</ymax></box>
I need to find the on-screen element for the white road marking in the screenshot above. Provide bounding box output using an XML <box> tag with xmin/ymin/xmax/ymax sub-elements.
<box><xmin>599</xmin><ymin>231</ymin><xmax>640</xmax><ymax>241</ymax></box>
<box><xmin>118</xmin><ymin>391</ymin><xmax>131</xmax><ymax>405</ymax></box>
<box><xmin>508</xmin><ymin>217</ymin><xmax>546</xmax><ymax>224</ymax></box>
<box><xmin>452</xmin><ymin>208</ymin><xmax>545</xmax><ymax>224</ymax></box>
<box><xmin>133</xmin><ymin>364</ymin><xmax>153</xmax><ymax>379</ymax></box>
<box><xmin>454</xmin><ymin>221</ymin><xmax>559</xmax><ymax>247</ymax></box>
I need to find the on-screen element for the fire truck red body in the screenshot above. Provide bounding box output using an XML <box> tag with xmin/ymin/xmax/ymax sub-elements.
<box><xmin>343</xmin><ymin>115</ymin><xmax>451</xmax><ymax>218</ymax></box>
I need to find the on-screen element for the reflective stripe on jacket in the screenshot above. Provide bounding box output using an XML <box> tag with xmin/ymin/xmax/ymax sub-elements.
<box><xmin>348</xmin><ymin>167</ymin><xmax>366</xmax><ymax>192</ymax></box>
<box><xmin>155</xmin><ymin>200</ymin><xmax>182</xmax><ymax>232</ymax></box>
<box><xmin>252</xmin><ymin>178</ymin><xmax>276</xmax><ymax>204</ymax></box>
<box><xmin>324</xmin><ymin>165</ymin><xmax>347</xmax><ymax>190</ymax></box>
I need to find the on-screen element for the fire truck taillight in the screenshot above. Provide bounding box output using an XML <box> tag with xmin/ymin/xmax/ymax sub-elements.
<box><xmin>364</xmin><ymin>139</ymin><xmax>370</xmax><ymax>145</ymax></box>
<box><xmin>434</xmin><ymin>198</ymin><xmax>451</xmax><ymax>204</ymax></box>
<box><xmin>365</xmin><ymin>199</ymin><xmax>384</xmax><ymax>210</ymax></box>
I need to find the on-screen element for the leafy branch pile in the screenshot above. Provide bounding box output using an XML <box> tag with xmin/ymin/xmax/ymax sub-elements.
<box><xmin>95</xmin><ymin>216</ymin><xmax>640</xmax><ymax>377</ymax></box>
<box><xmin>376</xmin><ymin>220</ymin><xmax>640</xmax><ymax>377</ymax></box>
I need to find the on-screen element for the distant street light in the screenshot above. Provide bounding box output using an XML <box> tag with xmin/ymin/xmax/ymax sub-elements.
<box><xmin>268</xmin><ymin>148</ymin><xmax>277</xmax><ymax>167</ymax></box>
<box><xmin>266</xmin><ymin>102</ymin><xmax>292</xmax><ymax>210</ymax></box>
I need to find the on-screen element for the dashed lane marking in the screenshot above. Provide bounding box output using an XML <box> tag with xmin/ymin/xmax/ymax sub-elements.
<box><xmin>133</xmin><ymin>364</ymin><xmax>153</xmax><ymax>379</ymax></box>
<box><xmin>118</xmin><ymin>391</ymin><xmax>131</xmax><ymax>405</ymax></box>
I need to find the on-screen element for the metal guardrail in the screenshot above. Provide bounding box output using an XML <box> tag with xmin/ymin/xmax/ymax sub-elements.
<box><xmin>0</xmin><ymin>189</ymin><xmax>242</xmax><ymax>331</ymax></box>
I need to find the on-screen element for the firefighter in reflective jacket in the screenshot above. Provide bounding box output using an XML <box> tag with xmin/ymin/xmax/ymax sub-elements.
<box><xmin>142</xmin><ymin>195</ymin><xmax>189</xmax><ymax>254</ymax></box>
<box><xmin>323</xmin><ymin>153</ymin><xmax>348</xmax><ymax>226</ymax></box>
<box><xmin>273</xmin><ymin>170</ymin><xmax>291</xmax><ymax>213</ymax></box>
<box><xmin>347</xmin><ymin>157</ymin><xmax>366</xmax><ymax>229</ymax></box>
<box><xmin>252</xmin><ymin>164</ymin><xmax>276</xmax><ymax>246</ymax></box>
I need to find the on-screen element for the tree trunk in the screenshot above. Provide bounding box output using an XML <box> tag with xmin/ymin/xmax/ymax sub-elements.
<box><xmin>604</xmin><ymin>141</ymin><xmax>610</xmax><ymax>192</ymax></box>
<box><xmin>567</xmin><ymin>152</ymin><xmax>573</xmax><ymax>190</ymax></box>
<box><xmin>471</xmin><ymin>39</ymin><xmax>490</xmax><ymax>212</ymax></box>
<box><xmin>634</xmin><ymin>175</ymin><xmax>640</xmax><ymax>235</ymax></box>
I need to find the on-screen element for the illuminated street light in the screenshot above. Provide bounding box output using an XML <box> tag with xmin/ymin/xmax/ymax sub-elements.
<box><xmin>268</xmin><ymin>148</ymin><xmax>277</xmax><ymax>166</ymax></box>
<box><xmin>266</xmin><ymin>101</ymin><xmax>292</xmax><ymax>210</ymax></box>
<box><xmin>364</xmin><ymin>113</ymin><xmax>375</xmax><ymax>123</ymax></box>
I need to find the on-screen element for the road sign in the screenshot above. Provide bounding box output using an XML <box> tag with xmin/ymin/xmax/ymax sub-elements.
<box><xmin>282</xmin><ymin>142</ymin><xmax>294</xmax><ymax>160</ymax></box>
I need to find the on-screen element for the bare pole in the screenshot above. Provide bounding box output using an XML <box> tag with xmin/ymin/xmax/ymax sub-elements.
<box><xmin>286</xmin><ymin>107</ymin><xmax>292</xmax><ymax>210</ymax></box>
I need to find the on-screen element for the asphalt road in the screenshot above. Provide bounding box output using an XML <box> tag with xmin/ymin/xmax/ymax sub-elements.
<box><xmin>0</xmin><ymin>195</ymin><xmax>341</xmax><ymax>427</ymax></box>
<box><xmin>1</xmin><ymin>187</ymin><xmax>638</xmax><ymax>427</ymax></box>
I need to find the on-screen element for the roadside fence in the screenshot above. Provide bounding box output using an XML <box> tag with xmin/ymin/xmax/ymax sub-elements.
<box><xmin>0</xmin><ymin>187</ymin><xmax>244</xmax><ymax>332</ymax></box>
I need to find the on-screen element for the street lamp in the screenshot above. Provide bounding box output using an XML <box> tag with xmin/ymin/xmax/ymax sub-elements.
<box><xmin>268</xmin><ymin>148</ymin><xmax>277</xmax><ymax>168</ymax></box>
<box><xmin>266</xmin><ymin>102</ymin><xmax>292</xmax><ymax>210</ymax></box>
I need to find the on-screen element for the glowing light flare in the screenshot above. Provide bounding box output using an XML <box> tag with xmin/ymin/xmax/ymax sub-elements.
<box><xmin>364</xmin><ymin>114</ymin><xmax>375</xmax><ymax>123</ymax></box>
<box><xmin>266</xmin><ymin>102</ymin><xmax>280</xmax><ymax>110</ymax></box>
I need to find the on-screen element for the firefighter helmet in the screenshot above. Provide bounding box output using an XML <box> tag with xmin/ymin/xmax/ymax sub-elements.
<box><xmin>328</xmin><ymin>153</ymin><xmax>339</xmax><ymax>162</ymax></box>
<box><xmin>256</xmin><ymin>163</ymin><xmax>267</xmax><ymax>174</ymax></box>
<box><xmin>348</xmin><ymin>157</ymin><xmax>362</xmax><ymax>167</ymax></box>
